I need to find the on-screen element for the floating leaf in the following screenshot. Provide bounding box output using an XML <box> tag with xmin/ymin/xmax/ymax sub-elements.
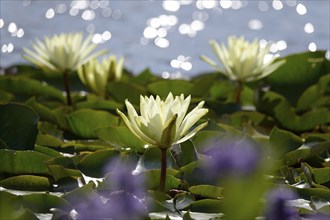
<box><xmin>76</xmin><ymin>100</ymin><xmax>122</xmax><ymax>112</ymax></box>
<box><xmin>0</xmin><ymin>103</ymin><xmax>39</xmax><ymax>150</ymax></box>
<box><xmin>0</xmin><ymin>191</ymin><xmax>39</xmax><ymax>220</ymax></box>
<box><xmin>0</xmin><ymin>149</ymin><xmax>52</xmax><ymax>176</ymax></box>
<box><xmin>0</xmin><ymin>175</ymin><xmax>53</xmax><ymax>191</ymax></box>
<box><xmin>269</xmin><ymin>127</ymin><xmax>303</xmax><ymax>158</ymax></box>
<box><xmin>107</xmin><ymin>81</ymin><xmax>148</xmax><ymax>104</ymax></box>
<box><xmin>174</xmin><ymin>193</ymin><xmax>195</xmax><ymax>210</ymax></box>
<box><xmin>78</xmin><ymin>149</ymin><xmax>120</xmax><ymax>177</ymax></box>
<box><xmin>34</xmin><ymin>145</ymin><xmax>62</xmax><ymax>157</ymax></box>
<box><xmin>141</xmin><ymin>147</ymin><xmax>176</xmax><ymax>170</ymax></box>
<box><xmin>20</xmin><ymin>193</ymin><xmax>72</xmax><ymax>213</ymax></box>
<box><xmin>264</xmin><ymin>51</ymin><xmax>329</xmax><ymax>105</ymax></box>
<box><xmin>147</xmin><ymin>80</ymin><xmax>194</xmax><ymax>98</ymax></box>
<box><xmin>0</xmin><ymin>89</ymin><xmax>14</xmax><ymax>104</ymax></box>
<box><xmin>313</xmin><ymin>167</ymin><xmax>330</xmax><ymax>185</ymax></box>
<box><xmin>140</xmin><ymin>170</ymin><xmax>180</xmax><ymax>191</ymax></box>
<box><xmin>189</xmin><ymin>185</ymin><xmax>223</xmax><ymax>199</ymax></box>
<box><xmin>257</xmin><ymin>88</ymin><xmax>330</xmax><ymax>132</ymax></box>
<box><xmin>66</xmin><ymin>109</ymin><xmax>119</xmax><ymax>138</ymax></box>
<box><xmin>171</xmin><ymin>141</ymin><xmax>198</xmax><ymax>168</ymax></box>
<box><xmin>190</xmin><ymin>199</ymin><xmax>223</xmax><ymax>213</ymax></box>
<box><xmin>96</xmin><ymin>126</ymin><xmax>147</xmax><ymax>152</ymax></box>
<box><xmin>0</xmin><ymin>76</ymin><xmax>65</xmax><ymax>102</ymax></box>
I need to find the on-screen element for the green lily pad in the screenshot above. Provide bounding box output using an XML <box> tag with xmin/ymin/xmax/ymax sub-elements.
<box><xmin>269</xmin><ymin>127</ymin><xmax>303</xmax><ymax>158</ymax></box>
<box><xmin>147</xmin><ymin>80</ymin><xmax>194</xmax><ymax>98</ymax></box>
<box><xmin>20</xmin><ymin>193</ymin><xmax>72</xmax><ymax>213</ymax></box>
<box><xmin>0</xmin><ymin>76</ymin><xmax>65</xmax><ymax>102</ymax></box>
<box><xmin>0</xmin><ymin>175</ymin><xmax>53</xmax><ymax>191</ymax></box>
<box><xmin>107</xmin><ymin>81</ymin><xmax>148</xmax><ymax>104</ymax></box>
<box><xmin>78</xmin><ymin>149</ymin><xmax>120</xmax><ymax>177</ymax></box>
<box><xmin>0</xmin><ymin>103</ymin><xmax>39</xmax><ymax>150</ymax></box>
<box><xmin>96</xmin><ymin>126</ymin><xmax>147</xmax><ymax>153</ymax></box>
<box><xmin>190</xmin><ymin>199</ymin><xmax>223</xmax><ymax>213</ymax></box>
<box><xmin>174</xmin><ymin>192</ymin><xmax>195</xmax><ymax>210</ymax></box>
<box><xmin>264</xmin><ymin>51</ymin><xmax>329</xmax><ymax>105</ymax></box>
<box><xmin>0</xmin><ymin>149</ymin><xmax>52</xmax><ymax>176</ymax></box>
<box><xmin>66</xmin><ymin>109</ymin><xmax>119</xmax><ymax>138</ymax></box>
<box><xmin>189</xmin><ymin>185</ymin><xmax>223</xmax><ymax>199</ymax></box>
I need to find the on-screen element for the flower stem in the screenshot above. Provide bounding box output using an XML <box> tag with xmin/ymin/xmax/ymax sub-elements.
<box><xmin>160</xmin><ymin>148</ymin><xmax>167</xmax><ymax>192</ymax></box>
<box><xmin>235</xmin><ymin>81</ymin><xmax>243</xmax><ymax>104</ymax></box>
<box><xmin>63</xmin><ymin>71</ymin><xmax>72</xmax><ymax>106</ymax></box>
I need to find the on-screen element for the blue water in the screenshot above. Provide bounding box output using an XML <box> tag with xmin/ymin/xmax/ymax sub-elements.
<box><xmin>0</xmin><ymin>0</ymin><xmax>329</xmax><ymax>77</ymax></box>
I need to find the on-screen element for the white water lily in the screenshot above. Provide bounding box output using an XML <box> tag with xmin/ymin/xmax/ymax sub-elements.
<box><xmin>23</xmin><ymin>32</ymin><xmax>107</xmax><ymax>75</ymax></box>
<box><xmin>117</xmin><ymin>93</ymin><xmax>209</xmax><ymax>149</ymax></box>
<box><xmin>77</xmin><ymin>55</ymin><xmax>124</xmax><ymax>97</ymax></box>
<box><xmin>200</xmin><ymin>35</ymin><xmax>285</xmax><ymax>82</ymax></box>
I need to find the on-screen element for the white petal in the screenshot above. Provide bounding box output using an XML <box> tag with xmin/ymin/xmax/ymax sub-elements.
<box><xmin>174</xmin><ymin>121</ymin><xmax>209</xmax><ymax>144</ymax></box>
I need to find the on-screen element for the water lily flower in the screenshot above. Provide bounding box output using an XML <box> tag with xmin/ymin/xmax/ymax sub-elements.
<box><xmin>78</xmin><ymin>55</ymin><xmax>124</xmax><ymax>97</ymax></box>
<box><xmin>200</xmin><ymin>35</ymin><xmax>285</xmax><ymax>82</ymax></box>
<box><xmin>23</xmin><ymin>32</ymin><xmax>107</xmax><ymax>75</ymax></box>
<box><xmin>117</xmin><ymin>93</ymin><xmax>209</xmax><ymax>149</ymax></box>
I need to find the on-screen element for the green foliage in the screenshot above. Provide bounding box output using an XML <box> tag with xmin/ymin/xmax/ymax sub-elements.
<box><xmin>0</xmin><ymin>103</ymin><xmax>39</xmax><ymax>150</ymax></box>
<box><xmin>0</xmin><ymin>50</ymin><xmax>329</xmax><ymax>219</ymax></box>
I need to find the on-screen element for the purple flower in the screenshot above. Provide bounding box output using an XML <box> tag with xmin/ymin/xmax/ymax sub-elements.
<box><xmin>76</xmin><ymin>162</ymin><xmax>148</xmax><ymax>219</ymax></box>
<box><xmin>202</xmin><ymin>138</ymin><xmax>261</xmax><ymax>178</ymax></box>
<box><xmin>105</xmin><ymin>161</ymin><xmax>146</xmax><ymax>196</ymax></box>
<box><xmin>265</xmin><ymin>187</ymin><xmax>299</xmax><ymax>220</ymax></box>
<box><xmin>106</xmin><ymin>191</ymin><xmax>148</xmax><ymax>220</ymax></box>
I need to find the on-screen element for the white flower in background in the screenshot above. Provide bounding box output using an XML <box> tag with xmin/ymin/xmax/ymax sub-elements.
<box><xmin>117</xmin><ymin>93</ymin><xmax>208</xmax><ymax>149</ymax></box>
<box><xmin>200</xmin><ymin>35</ymin><xmax>285</xmax><ymax>82</ymax></box>
<box><xmin>23</xmin><ymin>32</ymin><xmax>107</xmax><ymax>74</ymax></box>
<box><xmin>78</xmin><ymin>55</ymin><xmax>124</xmax><ymax>97</ymax></box>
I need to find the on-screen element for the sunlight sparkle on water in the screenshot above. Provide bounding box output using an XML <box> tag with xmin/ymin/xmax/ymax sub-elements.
<box><xmin>304</xmin><ymin>23</ymin><xmax>314</xmax><ymax>34</ymax></box>
<box><xmin>308</xmin><ymin>42</ymin><xmax>317</xmax><ymax>52</ymax></box>
<box><xmin>155</xmin><ymin>37</ymin><xmax>169</xmax><ymax>48</ymax></box>
<box><xmin>82</xmin><ymin>9</ymin><xmax>95</xmax><ymax>20</ymax></box>
<box><xmin>170</xmin><ymin>55</ymin><xmax>192</xmax><ymax>71</ymax></box>
<box><xmin>55</xmin><ymin>3</ymin><xmax>67</xmax><ymax>14</ymax></box>
<box><xmin>92</xmin><ymin>31</ymin><xmax>111</xmax><ymax>44</ymax></box>
<box><xmin>219</xmin><ymin>0</ymin><xmax>232</xmax><ymax>9</ymax></box>
<box><xmin>258</xmin><ymin>1</ymin><xmax>269</xmax><ymax>12</ymax></box>
<box><xmin>0</xmin><ymin>19</ymin><xmax>4</xmax><ymax>29</ymax></box>
<box><xmin>45</xmin><ymin>8</ymin><xmax>55</xmax><ymax>19</ymax></box>
<box><xmin>163</xmin><ymin>0</ymin><xmax>180</xmax><ymax>12</ymax></box>
<box><xmin>285</xmin><ymin>0</ymin><xmax>297</xmax><ymax>7</ymax></box>
<box><xmin>248</xmin><ymin>19</ymin><xmax>263</xmax><ymax>30</ymax></box>
<box><xmin>2</xmin><ymin>43</ymin><xmax>14</xmax><ymax>53</ymax></box>
<box><xmin>272</xmin><ymin>0</ymin><xmax>284</xmax><ymax>10</ymax></box>
<box><xmin>296</xmin><ymin>3</ymin><xmax>307</xmax><ymax>15</ymax></box>
<box><xmin>201</xmin><ymin>0</ymin><xmax>217</xmax><ymax>9</ymax></box>
<box><xmin>8</xmin><ymin>22</ymin><xmax>17</xmax><ymax>33</ymax></box>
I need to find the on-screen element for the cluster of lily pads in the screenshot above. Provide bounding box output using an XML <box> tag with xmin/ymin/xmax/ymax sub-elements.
<box><xmin>0</xmin><ymin>33</ymin><xmax>329</xmax><ymax>220</ymax></box>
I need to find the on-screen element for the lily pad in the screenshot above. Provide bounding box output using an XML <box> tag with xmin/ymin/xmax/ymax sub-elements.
<box><xmin>0</xmin><ymin>103</ymin><xmax>39</xmax><ymax>150</ymax></box>
<box><xmin>66</xmin><ymin>109</ymin><xmax>119</xmax><ymax>138</ymax></box>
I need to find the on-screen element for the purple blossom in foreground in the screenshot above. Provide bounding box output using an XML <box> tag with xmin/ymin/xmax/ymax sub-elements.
<box><xmin>265</xmin><ymin>187</ymin><xmax>299</xmax><ymax>220</ymax></box>
<box><xmin>202</xmin><ymin>138</ymin><xmax>262</xmax><ymax>178</ymax></box>
<box><xmin>76</xmin><ymin>162</ymin><xmax>148</xmax><ymax>219</ymax></box>
<box><xmin>107</xmin><ymin>162</ymin><xmax>146</xmax><ymax>196</ymax></box>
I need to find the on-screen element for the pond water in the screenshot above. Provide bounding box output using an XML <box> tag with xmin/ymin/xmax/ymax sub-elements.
<box><xmin>0</xmin><ymin>0</ymin><xmax>329</xmax><ymax>77</ymax></box>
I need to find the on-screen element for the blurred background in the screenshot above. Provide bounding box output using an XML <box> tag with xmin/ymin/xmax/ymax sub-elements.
<box><xmin>0</xmin><ymin>0</ymin><xmax>329</xmax><ymax>77</ymax></box>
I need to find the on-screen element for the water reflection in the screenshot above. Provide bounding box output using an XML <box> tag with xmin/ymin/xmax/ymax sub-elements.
<box><xmin>0</xmin><ymin>0</ymin><xmax>329</xmax><ymax>76</ymax></box>
<box><xmin>296</xmin><ymin>3</ymin><xmax>307</xmax><ymax>15</ymax></box>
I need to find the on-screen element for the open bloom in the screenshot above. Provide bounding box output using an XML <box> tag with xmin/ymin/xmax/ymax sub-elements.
<box><xmin>200</xmin><ymin>35</ymin><xmax>285</xmax><ymax>82</ymax></box>
<box><xmin>117</xmin><ymin>93</ymin><xmax>208</xmax><ymax>149</ymax></box>
<box><xmin>77</xmin><ymin>55</ymin><xmax>124</xmax><ymax>97</ymax></box>
<box><xmin>23</xmin><ymin>32</ymin><xmax>106</xmax><ymax>75</ymax></box>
